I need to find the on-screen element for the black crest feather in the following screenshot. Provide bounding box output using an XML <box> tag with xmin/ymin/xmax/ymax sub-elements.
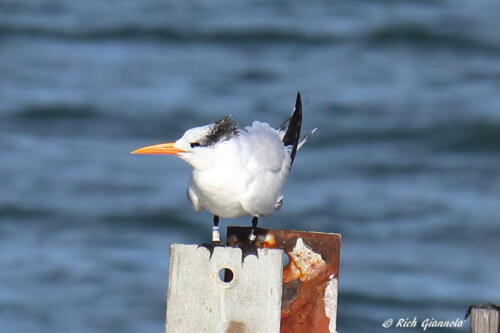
<box><xmin>200</xmin><ymin>115</ymin><xmax>239</xmax><ymax>146</ymax></box>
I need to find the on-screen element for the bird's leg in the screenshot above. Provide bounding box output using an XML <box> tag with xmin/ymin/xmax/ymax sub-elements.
<box><xmin>238</xmin><ymin>216</ymin><xmax>259</xmax><ymax>261</ymax></box>
<box><xmin>198</xmin><ymin>215</ymin><xmax>223</xmax><ymax>259</ymax></box>
<box><xmin>249</xmin><ymin>216</ymin><xmax>258</xmax><ymax>242</ymax></box>
<box><xmin>212</xmin><ymin>215</ymin><xmax>220</xmax><ymax>243</ymax></box>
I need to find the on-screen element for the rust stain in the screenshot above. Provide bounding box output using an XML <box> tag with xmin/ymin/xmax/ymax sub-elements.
<box><xmin>227</xmin><ymin>227</ymin><xmax>341</xmax><ymax>333</ymax></box>
<box><xmin>226</xmin><ymin>320</ymin><xmax>247</xmax><ymax>333</ymax></box>
<box><xmin>286</xmin><ymin>237</ymin><xmax>326</xmax><ymax>281</ymax></box>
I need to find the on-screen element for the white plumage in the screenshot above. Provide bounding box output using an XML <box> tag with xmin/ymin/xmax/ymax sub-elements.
<box><xmin>183</xmin><ymin>121</ymin><xmax>292</xmax><ymax>219</ymax></box>
<box><xmin>132</xmin><ymin>92</ymin><xmax>315</xmax><ymax>242</ymax></box>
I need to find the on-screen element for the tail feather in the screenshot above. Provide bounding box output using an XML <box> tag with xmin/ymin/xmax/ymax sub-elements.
<box><xmin>277</xmin><ymin>116</ymin><xmax>291</xmax><ymax>132</ymax></box>
<box><xmin>297</xmin><ymin>128</ymin><xmax>317</xmax><ymax>151</ymax></box>
<box><xmin>282</xmin><ymin>92</ymin><xmax>302</xmax><ymax>167</ymax></box>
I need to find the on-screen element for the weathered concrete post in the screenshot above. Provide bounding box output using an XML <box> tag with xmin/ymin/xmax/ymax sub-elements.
<box><xmin>165</xmin><ymin>244</ymin><xmax>283</xmax><ymax>333</ymax></box>
<box><xmin>468</xmin><ymin>304</ymin><xmax>500</xmax><ymax>333</ymax></box>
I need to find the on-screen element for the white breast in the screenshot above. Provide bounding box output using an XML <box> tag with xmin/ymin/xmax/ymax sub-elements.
<box><xmin>187</xmin><ymin>121</ymin><xmax>292</xmax><ymax>218</ymax></box>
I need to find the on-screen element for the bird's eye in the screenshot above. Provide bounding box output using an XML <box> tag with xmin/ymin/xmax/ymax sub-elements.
<box><xmin>190</xmin><ymin>142</ymin><xmax>201</xmax><ymax>148</ymax></box>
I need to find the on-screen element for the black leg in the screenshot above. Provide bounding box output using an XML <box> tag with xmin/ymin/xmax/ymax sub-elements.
<box><xmin>252</xmin><ymin>216</ymin><xmax>258</xmax><ymax>229</ymax></box>
<box><xmin>198</xmin><ymin>215</ymin><xmax>223</xmax><ymax>259</ymax></box>
<box><xmin>249</xmin><ymin>216</ymin><xmax>258</xmax><ymax>242</ymax></box>
<box><xmin>239</xmin><ymin>216</ymin><xmax>259</xmax><ymax>261</ymax></box>
<box><xmin>212</xmin><ymin>215</ymin><xmax>220</xmax><ymax>242</ymax></box>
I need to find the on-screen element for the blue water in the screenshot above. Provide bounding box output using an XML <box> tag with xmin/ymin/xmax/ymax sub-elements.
<box><xmin>1</xmin><ymin>1</ymin><xmax>500</xmax><ymax>332</ymax></box>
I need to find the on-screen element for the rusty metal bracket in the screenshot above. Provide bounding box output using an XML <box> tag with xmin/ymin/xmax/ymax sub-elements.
<box><xmin>227</xmin><ymin>227</ymin><xmax>341</xmax><ymax>333</ymax></box>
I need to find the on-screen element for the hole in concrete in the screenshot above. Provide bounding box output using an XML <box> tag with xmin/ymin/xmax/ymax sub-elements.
<box><xmin>218</xmin><ymin>268</ymin><xmax>233</xmax><ymax>282</ymax></box>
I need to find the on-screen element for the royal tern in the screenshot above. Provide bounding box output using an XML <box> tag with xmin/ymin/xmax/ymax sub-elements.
<box><xmin>132</xmin><ymin>92</ymin><xmax>315</xmax><ymax>244</ymax></box>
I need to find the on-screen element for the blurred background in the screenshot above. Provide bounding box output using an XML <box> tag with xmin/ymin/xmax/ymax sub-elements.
<box><xmin>1</xmin><ymin>0</ymin><xmax>499</xmax><ymax>332</ymax></box>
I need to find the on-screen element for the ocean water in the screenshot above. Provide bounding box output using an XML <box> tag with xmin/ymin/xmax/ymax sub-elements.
<box><xmin>1</xmin><ymin>0</ymin><xmax>500</xmax><ymax>332</ymax></box>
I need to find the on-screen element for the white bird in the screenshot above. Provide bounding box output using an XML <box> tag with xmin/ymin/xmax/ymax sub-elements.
<box><xmin>132</xmin><ymin>92</ymin><xmax>315</xmax><ymax>244</ymax></box>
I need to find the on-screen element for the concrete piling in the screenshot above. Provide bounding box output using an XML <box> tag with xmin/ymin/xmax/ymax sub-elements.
<box><xmin>467</xmin><ymin>304</ymin><xmax>500</xmax><ymax>333</ymax></box>
<box><xmin>165</xmin><ymin>244</ymin><xmax>283</xmax><ymax>333</ymax></box>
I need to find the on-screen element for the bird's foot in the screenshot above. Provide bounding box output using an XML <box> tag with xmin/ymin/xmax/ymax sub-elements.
<box><xmin>198</xmin><ymin>241</ymin><xmax>225</xmax><ymax>259</ymax></box>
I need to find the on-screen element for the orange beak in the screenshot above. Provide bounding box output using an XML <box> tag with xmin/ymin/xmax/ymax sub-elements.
<box><xmin>131</xmin><ymin>142</ymin><xmax>186</xmax><ymax>155</ymax></box>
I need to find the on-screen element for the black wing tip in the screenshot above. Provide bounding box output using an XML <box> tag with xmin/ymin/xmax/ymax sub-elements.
<box><xmin>293</xmin><ymin>91</ymin><xmax>302</xmax><ymax>117</ymax></box>
<box><xmin>282</xmin><ymin>92</ymin><xmax>303</xmax><ymax>167</ymax></box>
<box><xmin>296</xmin><ymin>91</ymin><xmax>302</xmax><ymax>108</ymax></box>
